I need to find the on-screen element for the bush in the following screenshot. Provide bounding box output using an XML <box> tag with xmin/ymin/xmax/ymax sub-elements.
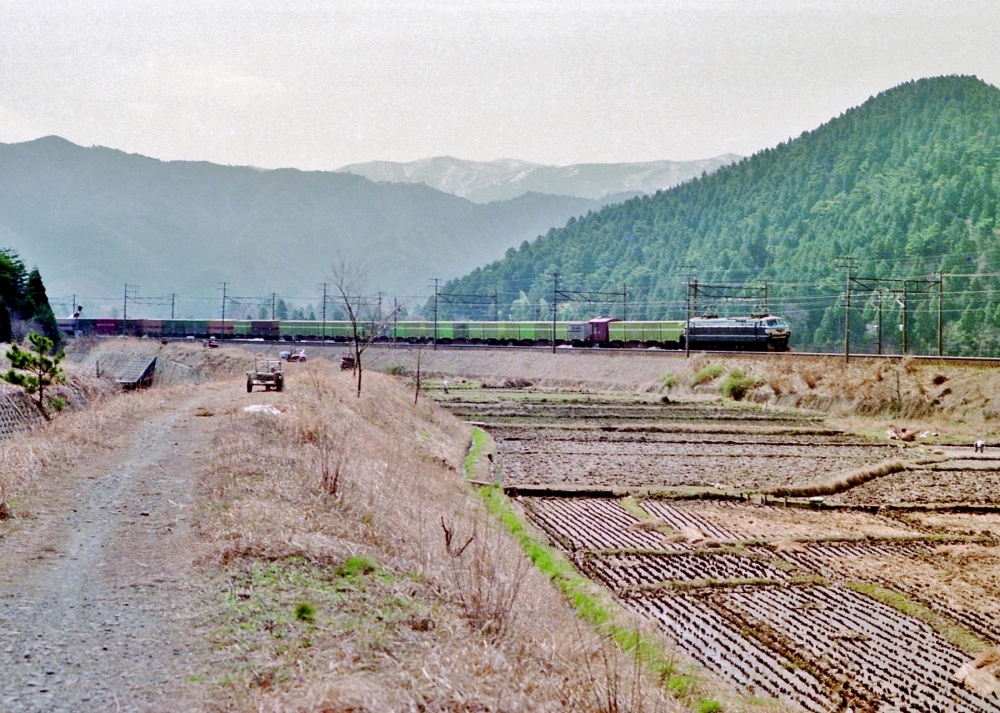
<box><xmin>720</xmin><ymin>369</ymin><xmax>762</xmax><ymax>401</ymax></box>
<box><xmin>660</xmin><ymin>374</ymin><xmax>679</xmax><ymax>391</ymax></box>
<box><xmin>691</xmin><ymin>363</ymin><xmax>724</xmax><ymax>386</ymax></box>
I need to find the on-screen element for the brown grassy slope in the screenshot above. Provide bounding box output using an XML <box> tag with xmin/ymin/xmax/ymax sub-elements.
<box><xmin>0</xmin><ymin>382</ymin><xmax>176</xmax><ymax>518</ymax></box>
<box><xmin>68</xmin><ymin>337</ymin><xmax>260</xmax><ymax>379</ymax></box>
<box><xmin>196</xmin><ymin>364</ymin><xmax>677</xmax><ymax>712</ymax></box>
<box><xmin>371</xmin><ymin>347</ymin><xmax>1000</xmax><ymax>433</ymax></box>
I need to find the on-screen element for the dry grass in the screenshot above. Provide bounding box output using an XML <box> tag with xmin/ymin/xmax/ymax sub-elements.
<box><xmin>371</xmin><ymin>346</ymin><xmax>1000</xmax><ymax>438</ymax></box>
<box><xmin>196</xmin><ymin>365</ymin><xmax>678</xmax><ymax>712</ymax></box>
<box><xmin>0</xmin><ymin>370</ymin><xmax>169</xmax><ymax>516</ymax></box>
<box><xmin>766</xmin><ymin>459</ymin><xmax>909</xmax><ymax>498</ymax></box>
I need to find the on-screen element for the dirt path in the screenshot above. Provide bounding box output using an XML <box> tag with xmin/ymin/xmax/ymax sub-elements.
<box><xmin>0</xmin><ymin>383</ymin><xmax>241</xmax><ymax>712</ymax></box>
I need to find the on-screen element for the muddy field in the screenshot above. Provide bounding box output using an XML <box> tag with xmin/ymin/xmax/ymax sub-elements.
<box><xmin>442</xmin><ymin>385</ymin><xmax>1000</xmax><ymax>713</ymax></box>
<box><xmin>831</xmin><ymin>463</ymin><xmax>1000</xmax><ymax>505</ymax></box>
<box><xmin>449</xmin><ymin>399</ymin><xmax>824</xmax><ymax>426</ymax></box>
<box><xmin>482</xmin><ymin>397</ymin><xmax>902</xmax><ymax>492</ymax></box>
<box><xmin>501</xmin><ymin>446</ymin><xmax>897</xmax><ymax>490</ymax></box>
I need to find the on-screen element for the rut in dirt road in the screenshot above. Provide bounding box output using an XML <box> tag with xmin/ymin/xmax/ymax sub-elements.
<box><xmin>0</xmin><ymin>392</ymin><xmax>226</xmax><ymax>712</ymax></box>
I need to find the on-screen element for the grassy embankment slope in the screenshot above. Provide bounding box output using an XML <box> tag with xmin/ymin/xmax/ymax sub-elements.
<box><xmin>375</xmin><ymin>346</ymin><xmax>1000</xmax><ymax>440</ymax></box>
<box><xmin>189</xmin><ymin>356</ymin><xmax>694</xmax><ymax>711</ymax></box>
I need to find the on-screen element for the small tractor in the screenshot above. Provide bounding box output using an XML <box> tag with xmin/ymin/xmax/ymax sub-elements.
<box><xmin>246</xmin><ymin>357</ymin><xmax>284</xmax><ymax>393</ymax></box>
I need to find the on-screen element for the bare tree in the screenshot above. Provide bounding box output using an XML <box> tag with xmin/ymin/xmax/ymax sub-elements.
<box><xmin>410</xmin><ymin>342</ymin><xmax>425</xmax><ymax>404</ymax></box>
<box><xmin>330</xmin><ymin>257</ymin><xmax>399</xmax><ymax>397</ymax></box>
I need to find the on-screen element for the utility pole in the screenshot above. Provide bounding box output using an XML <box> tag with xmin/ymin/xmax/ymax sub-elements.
<box><xmin>218</xmin><ymin>282</ymin><xmax>228</xmax><ymax>339</ymax></box>
<box><xmin>837</xmin><ymin>257</ymin><xmax>857</xmax><ymax>363</ymax></box>
<box><xmin>431</xmin><ymin>278</ymin><xmax>440</xmax><ymax>350</ymax></box>
<box><xmin>762</xmin><ymin>280</ymin><xmax>770</xmax><ymax>315</ymax></box>
<box><xmin>678</xmin><ymin>265</ymin><xmax>697</xmax><ymax>358</ymax></box>
<box><xmin>271</xmin><ymin>292</ymin><xmax>277</xmax><ymax>320</ymax></box>
<box><xmin>123</xmin><ymin>284</ymin><xmax>139</xmax><ymax>336</ymax></box>
<box><xmin>551</xmin><ymin>272</ymin><xmax>560</xmax><ymax>353</ymax></box>
<box><xmin>393</xmin><ymin>297</ymin><xmax>399</xmax><ymax>344</ymax></box>
<box><xmin>877</xmin><ymin>291</ymin><xmax>883</xmax><ymax>356</ymax></box>
<box><xmin>622</xmin><ymin>283</ymin><xmax>627</xmax><ymax>321</ymax></box>
<box><xmin>318</xmin><ymin>283</ymin><xmax>328</xmax><ymax>345</ymax></box>
<box><xmin>170</xmin><ymin>293</ymin><xmax>176</xmax><ymax>320</ymax></box>
<box><xmin>901</xmin><ymin>281</ymin><xmax>908</xmax><ymax>355</ymax></box>
<box><xmin>937</xmin><ymin>272</ymin><xmax>943</xmax><ymax>358</ymax></box>
<box><xmin>492</xmin><ymin>289</ymin><xmax>499</xmax><ymax>322</ymax></box>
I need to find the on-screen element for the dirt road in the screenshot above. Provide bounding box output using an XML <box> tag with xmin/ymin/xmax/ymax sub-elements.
<box><xmin>0</xmin><ymin>384</ymin><xmax>239</xmax><ymax>712</ymax></box>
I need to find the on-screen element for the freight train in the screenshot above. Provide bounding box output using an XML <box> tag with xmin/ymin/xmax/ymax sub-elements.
<box><xmin>58</xmin><ymin>314</ymin><xmax>790</xmax><ymax>351</ymax></box>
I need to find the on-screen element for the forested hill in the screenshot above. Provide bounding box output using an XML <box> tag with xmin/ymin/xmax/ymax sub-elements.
<box><xmin>442</xmin><ymin>76</ymin><xmax>1000</xmax><ymax>355</ymax></box>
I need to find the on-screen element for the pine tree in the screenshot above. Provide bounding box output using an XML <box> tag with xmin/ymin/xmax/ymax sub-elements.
<box><xmin>3</xmin><ymin>333</ymin><xmax>66</xmax><ymax>420</ymax></box>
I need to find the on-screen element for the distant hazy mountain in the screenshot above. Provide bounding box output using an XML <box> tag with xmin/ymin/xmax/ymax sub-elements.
<box><xmin>336</xmin><ymin>155</ymin><xmax>740</xmax><ymax>203</ymax></box>
<box><xmin>0</xmin><ymin>137</ymin><xmax>630</xmax><ymax>315</ymax></box>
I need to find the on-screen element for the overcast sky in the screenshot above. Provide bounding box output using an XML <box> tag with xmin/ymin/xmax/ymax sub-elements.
<box><xmin>1</xmin><ymin>0</ymin><xmax>998</xmax><ymax>169</ymax></box>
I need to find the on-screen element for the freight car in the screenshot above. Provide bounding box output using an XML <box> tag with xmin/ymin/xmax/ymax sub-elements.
<box><xmin>57</xmin><ymin>314</ymin><xmax>790</xmax><ymax>351</ymax></box>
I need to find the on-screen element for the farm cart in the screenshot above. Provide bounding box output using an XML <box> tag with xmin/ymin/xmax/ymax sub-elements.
<box><xmin>246</xmin><ymin>357</ymin><xmax>284</xmax><ymax>392</ymax></box>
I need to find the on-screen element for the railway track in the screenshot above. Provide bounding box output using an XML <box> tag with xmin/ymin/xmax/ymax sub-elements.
<box><xmin>147</xmin><ymin>336</ymin><xmax>1000</xmax><ymax>367</ymax></box>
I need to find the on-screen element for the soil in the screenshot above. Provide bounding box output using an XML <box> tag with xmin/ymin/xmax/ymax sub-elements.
<box><xmin>831</xmin><ymin>466</ymin><xmax>1000</xmax><ymax>505</ymax></box>
<box><xmin>0</xmin><ymin>382</ymin><xmax>246</xmax><ymax>712</ymax></box>
<box><xmin>500</xmin><ymin>435</ymin><xmax>897</xmax><ymax>490</ymax></box>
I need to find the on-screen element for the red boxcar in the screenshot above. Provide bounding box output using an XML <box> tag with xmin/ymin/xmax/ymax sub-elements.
<box><xmin>588</xmin><ymin>317</ymin><xmax>619</xmax><ymax>344</ymax></box>
<box><xmin>95</xmin><ymin>318</ymin><xmax>119</xmax><ymax>335</ymax></box>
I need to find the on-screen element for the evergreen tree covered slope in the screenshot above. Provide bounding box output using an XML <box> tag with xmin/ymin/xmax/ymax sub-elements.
<box><xmin>444</xmin><ymin>76</ymin><xmax>1000</xmax><ymax>355</ymax></box>
<box><xmin>0</xmin><ymin>250</ymin><xmax>58</xmax><ymax>344</ymax></box>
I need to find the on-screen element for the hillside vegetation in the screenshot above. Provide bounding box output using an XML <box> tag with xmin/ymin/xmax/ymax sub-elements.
<box><xmin>443</xmin><ymin>76</ymin><xmax>1000</xmax><ymax>356</ymax></box>
<box><xmin>0</xmin><ymin>138</ymin><xmax>628</xmax><ymax>309</ymax></box>
<box><xmin>0</xmin><ymin>249</ymin><xmax>58</xmax><ymax>343</ymax></box>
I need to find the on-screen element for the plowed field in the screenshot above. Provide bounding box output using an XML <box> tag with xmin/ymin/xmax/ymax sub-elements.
<box><xmin>443</xmin><ymin>386</ymin><xmax>1000</xmax><ymax>713</ymax></box>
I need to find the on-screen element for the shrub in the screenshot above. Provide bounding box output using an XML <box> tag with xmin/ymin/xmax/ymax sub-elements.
<box><xmin>720</xmin><ymin>369</ymin><xmax>762</xmax><ymax>401</ymax></box>
<box><xmin>335</xmin><ymin>554</ymin><xmax>378</xmax><ymax>578</ymax></box>
<box><xmin>691</xmin><ymin>363</ymin><xmax>724</xmax><ymax>386</ymax></box>
<box><xmin>660</xmin><ymin>374</ymin><xmax>679</xmax><ymax>391</ymax></box>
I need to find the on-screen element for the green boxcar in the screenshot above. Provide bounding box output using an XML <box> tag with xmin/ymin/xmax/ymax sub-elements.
<box><xmin>467</xmin><ymin>322</ymin><xmax>487</xmax><ymax>341</ymax></box>
<box><xmin>280</xmin><ymin>320</ymin><xmax>352</xmax><ymax>339</ymax></box>
<box><xmin>437</xmin><ymin>322</ymin><xmax>455</xmax><ymax>340</ymax></box>
<box><xmin>609</xmin><ymin>321</ymin><xmax>685</xmax><ymax>344</ymax></box>
<box><xmin>390</xmin><ymin>321</ymin><xmax>434</xmax><ymax>340</ymax></box>
<box><xmin>232</xmin><ymin>320</ymin><xmax>252</xmax><ymax>336</ymax></box>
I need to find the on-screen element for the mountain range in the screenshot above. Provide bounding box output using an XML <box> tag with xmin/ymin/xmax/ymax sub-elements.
<box><xmin>0</xmin><ymin>138</ymin><xmax>735</xmax><ymax>316</ymax></box>
<box><xmin>337</xmin><ymin>155</ymin><xmax>739</xmax><ymax>203</ymax></box>
<box><xmin>442</xmin><ymin>76</ymin><xmax>1000</xmax><ymax>356</ymax></box>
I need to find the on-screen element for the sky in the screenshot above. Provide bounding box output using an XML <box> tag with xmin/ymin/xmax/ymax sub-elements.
<box><xmin>1</xmin><ymin>0</ymin><xmax>998</xmax><ymax>169</ymax></box>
